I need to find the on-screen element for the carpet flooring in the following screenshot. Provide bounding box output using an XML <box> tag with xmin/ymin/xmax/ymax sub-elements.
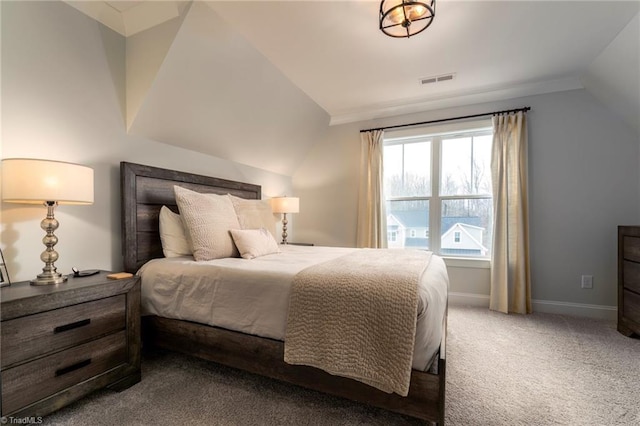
<box><xmin>42</xmin><ymin>306</ymin><xmax>640</xmax><ymax>425</ymax></box>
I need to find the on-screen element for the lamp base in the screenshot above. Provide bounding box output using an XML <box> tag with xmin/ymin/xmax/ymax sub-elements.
<box><xmin>281</xmin><ymin>213</ymin><xmax>289</xmax><ymax>245</ymax></box>
<box><xmin>30</xmin><ymin>201</ymin><xmax>68</xmax><ymax>286</ymax></box>
<box><xmin>31</xmin><ymin>273</ymin><xmax>67</xmax><ymax>286</ymax></box>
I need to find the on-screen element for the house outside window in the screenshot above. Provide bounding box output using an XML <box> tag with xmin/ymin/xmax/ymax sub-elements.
<box><xmin>383</xmin><ymin>120</ymin><xmax>493</xmax><ymax>258</ymax></box>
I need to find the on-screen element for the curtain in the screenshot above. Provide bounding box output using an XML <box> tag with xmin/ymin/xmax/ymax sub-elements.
<box><xmin>490</xmin><ymin>111</ymin><xmax>531</xmax><ymax>314</ymax></box>
<box><xmin>356</xmin><ymin>130</ymin><xmax>387</xmax><ymax>248</ymax></box>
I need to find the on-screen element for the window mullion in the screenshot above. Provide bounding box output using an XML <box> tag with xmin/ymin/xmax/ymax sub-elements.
<box><xmin>431</xmin><ymin>136</ymin><xmax>441</xmax><ymax>255</ymax></box>
<box><xmin>387</xmin><ymin>196</ymin><xmax>430</xmax><ymax>202</ymax></box>
<box><xmin>440</xmin><ymin>195</ymin><xmax>491</xmax><ymax>201</ymax></box>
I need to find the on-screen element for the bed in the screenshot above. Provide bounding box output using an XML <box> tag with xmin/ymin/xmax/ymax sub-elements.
<box><xmin>121</xmin><ymin>161</ymin><xmax>448</xmax><ymax>424</ymax></box>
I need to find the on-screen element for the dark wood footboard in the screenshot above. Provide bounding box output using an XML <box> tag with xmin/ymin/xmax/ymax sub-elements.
<box><xmin>143</xmin><ymin>315</ymin><xmax>446</xmax><ymax>424</ymax></box>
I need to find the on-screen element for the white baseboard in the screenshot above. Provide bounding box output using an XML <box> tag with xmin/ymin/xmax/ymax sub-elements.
<box><xmin>531</xmin><ymin>299</ymin><xmax>617</xmax><ymax>321</ymax></box>
<box><xmin>448</xmin><ymin>292</ymin><xmax>490</xmax><ymax>307</ymax></box>
<box><xmin>449</xmin><ymin>292</ymin><xmax>617</xmax><ymax>321</ymax></box>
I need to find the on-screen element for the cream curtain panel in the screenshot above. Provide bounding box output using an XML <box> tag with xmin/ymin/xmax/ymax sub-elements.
<box><xmin>356</xmin><ymin>130</ymin><xmax>387</xmax><ymax>248</ymax></box>
<box><xmin>490</xmin><ymin>111</ymin><xmax>531</xmax><ymax>314</ymax></box>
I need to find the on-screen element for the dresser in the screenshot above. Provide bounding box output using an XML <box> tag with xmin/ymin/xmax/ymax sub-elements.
<box><xmin>618</xmin><ymin>226</ymin><xmax>640</xmax><ymax>337</ymax></box>
<box><xmin>0</xmin><ymin>271</ymin><xmax>141</xmax><ymax>417</ymax></box>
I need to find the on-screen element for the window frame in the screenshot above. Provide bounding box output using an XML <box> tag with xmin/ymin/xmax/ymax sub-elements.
<box><xmin>383</xmin><ymin>120</ymin><xmax>493</xmax><ymax>260</ymax></box>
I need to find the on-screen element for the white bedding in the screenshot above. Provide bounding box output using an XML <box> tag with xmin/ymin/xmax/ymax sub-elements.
<box><xmin>138</xmin><ymin>245</ymin><xmax>449</xmax><ymax>371</ymax></box>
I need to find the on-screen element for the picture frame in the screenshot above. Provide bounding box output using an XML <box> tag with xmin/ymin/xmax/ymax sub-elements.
<box><xmin>0</xmin><ymin>248</ymin><xmax>10</xmax><ymax>287</ymax></box>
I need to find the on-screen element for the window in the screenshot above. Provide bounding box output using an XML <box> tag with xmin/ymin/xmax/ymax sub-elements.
<box><xmin>383</xmin><ymin>121</ymin><xmax>493</xmax><ymax>258</ymax></box>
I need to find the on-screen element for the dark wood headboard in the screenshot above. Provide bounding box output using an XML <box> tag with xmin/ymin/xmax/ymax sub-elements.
<box><xmin>120</xmin><ymin>162</ymin><xmax>262</xmax><ymax>273</ymax></box>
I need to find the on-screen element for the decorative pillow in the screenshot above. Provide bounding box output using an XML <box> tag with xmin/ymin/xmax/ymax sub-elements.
<box><xmin>159</xmin><ymin>206</ymin><xmax>192</xmax><ymax>258</ymax></box>
<box><xmin>229</xmin><ymin>194</ymin><xmax>278</xmax><ymax>240</ymax></box>
<box><xmin>174</xmin><ymin>186</ymin><xmax>240</xmax><ymax>260</ymax></box>
<box><xmin>229</xmin><ymin>228</ymin><xmax>280</xmax><ymax>259</ymax></box>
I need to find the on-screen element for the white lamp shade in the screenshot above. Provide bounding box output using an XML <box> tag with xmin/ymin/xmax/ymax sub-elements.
<box><xmin>270</xmin><ymin>196</ymin><xmax>299</xmax><ymax>214</ymax></box>
<box><xmin>2</xmin><ymin>158</ymin><xmax>94</xmax><ymax>205</ymax></box>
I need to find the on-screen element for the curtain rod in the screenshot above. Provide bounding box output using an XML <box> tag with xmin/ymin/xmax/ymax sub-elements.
<box><xmin>359</xmin><ymin>107</ymin><xmax>531</xmax><ymax>133</ymax></box>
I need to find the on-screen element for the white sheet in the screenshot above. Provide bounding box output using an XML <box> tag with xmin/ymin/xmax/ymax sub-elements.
<box><xmin>138</xmin><ymin>245</ymin><xmax>449</xmax><ymax>371</ymax></box>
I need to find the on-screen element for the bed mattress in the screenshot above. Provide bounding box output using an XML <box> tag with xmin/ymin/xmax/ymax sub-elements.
<box><xmin>138</xmin><ymin>245</ymin><xmax>449</xmax><ymax>371</ymax></box>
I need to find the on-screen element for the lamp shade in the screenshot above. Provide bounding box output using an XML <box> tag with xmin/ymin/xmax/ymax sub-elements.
<box><xmin>2</xmin><ymin>158</ymin><xmax>94</xmax><ymax>205</ymax></box>
<box><xmin>270</xmin><ymin>196</ymin><xmax>299</xmax><ymax>214</ymax></box>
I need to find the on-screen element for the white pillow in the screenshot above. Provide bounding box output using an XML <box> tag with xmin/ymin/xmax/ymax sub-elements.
<box><xmin>229</xmin><ymin>228</ymin><xmax>280</xmax><ymax>259</ymax></box>
<box><xmin>174</xmin><ymin>186</ymin><xmax>241</xmax><ymax>261</ymax></box>
<box><xmin>229</xmin><ymin>194</ymin><xmax>278</xmax><ymax>240</ymax></box>
<box><xmin>159</xmin><ymin>206</ymin><xmax>192</xmax><ymax>258</ymax></box>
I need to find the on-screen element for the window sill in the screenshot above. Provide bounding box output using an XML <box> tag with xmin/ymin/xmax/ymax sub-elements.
<box><xmin>442</xmin><ymin>257</ymin><xmax>491</xmax><ymax>269</ymax></box>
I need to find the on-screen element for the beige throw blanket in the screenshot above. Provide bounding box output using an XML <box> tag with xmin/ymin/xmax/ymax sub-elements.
<box><xmin>284</xmin><ymin>249</ymin><xmax>432</xmax><ymax>396</ymax></box>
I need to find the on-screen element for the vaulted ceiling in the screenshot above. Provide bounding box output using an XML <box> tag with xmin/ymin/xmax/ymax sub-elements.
<box><xmin>209</xmin><ymin>1</ymin><xmax>639</xmax><ymax>125</ymax></box>
<box><xmin>65</xmin><ymin>0</ymin><xmax>640</xmax><ymax>175</ymax></box>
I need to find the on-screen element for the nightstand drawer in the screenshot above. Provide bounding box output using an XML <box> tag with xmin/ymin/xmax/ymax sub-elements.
<box><xmin>623</xmin><ymin>260</ymin><xmax>640</xmax><ymax>294</ymax></box>
<box><xmin>623</xmin><ymin>289</ymin><xmax>640</xmax><ymax>324</ymax></box>
<box><xmin>1</xmin><ymin>330</ymin><xmax>127</xmax><ymax>414</ymax></box>
<box><xmin>623</xmin><ymin>236</ymin><xmax>640</xmax><ymax>263</ymax></box>
<box><xmin>1</xmin><ymin>295</ymin><xmax>126</xmax><ymax>368</ymax></box>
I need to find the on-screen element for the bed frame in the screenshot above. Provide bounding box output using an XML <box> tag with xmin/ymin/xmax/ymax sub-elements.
<box><xmin>120</xmin><ymin>161</ymin><xmax>446</xmax><ymax>424</ymax></box>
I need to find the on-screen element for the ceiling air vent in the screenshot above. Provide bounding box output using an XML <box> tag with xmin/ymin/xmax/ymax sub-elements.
<box><xmin>420</xmin><ymin>73</ymin><xmax>456</xmax><ymax>85</ymax></box>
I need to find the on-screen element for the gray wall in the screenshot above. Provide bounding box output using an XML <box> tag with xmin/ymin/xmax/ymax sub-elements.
<box><xmin>293</xmin><ymin>89</ymin><xmax>639</xmax><ymax>308</ymax></box>
<box><xmin>1</xmin><ymin>1</ymin><xmax>293</xmax><ymax>282</ymax></box>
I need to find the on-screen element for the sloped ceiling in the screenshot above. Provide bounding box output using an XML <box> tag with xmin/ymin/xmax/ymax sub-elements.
<box><xmin>581</xmin><ymin>13</ymin><xmax>640</xmax><ymax>134</ymax></box>
<box><xmin>126</xmin><ymin>1</ymin><xmax>329</xmax><ymax>176</ymax></box>
<box><xmin>67</xmin><ymin>0</ymin><xmax>640</xmax><ymax>175</ymax></box>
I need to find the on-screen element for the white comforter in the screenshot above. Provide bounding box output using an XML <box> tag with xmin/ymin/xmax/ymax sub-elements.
<box><xmin>138</xmin><ymin>245</ymin><xmax>449</xmax><ymax>371</ymax></box>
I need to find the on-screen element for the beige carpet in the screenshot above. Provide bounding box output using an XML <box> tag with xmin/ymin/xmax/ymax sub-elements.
<box><xmin>43</xmin><ymin>306</ymin><xmax>640</xmax><ymax>425</ymax></box>
<box><xmin>445</xmin><ymin>306</ymin><xmax>639</xmax><ymax>425</ymax></box>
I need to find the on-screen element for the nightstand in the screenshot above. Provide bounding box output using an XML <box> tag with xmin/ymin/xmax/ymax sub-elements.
<box><xmin>619</xmin><ymin>226</ymin><xmax>640</xmax><ymax>337</ymax></box>
<box><xmin>0</xmin><ymin>271</ymin><xmax>141</xmax><ymax>418</ymax></box>
<box><xmin>286</xmin><ymin>242</ymin><xmax>314</xmax><ymax>246</ymax></box>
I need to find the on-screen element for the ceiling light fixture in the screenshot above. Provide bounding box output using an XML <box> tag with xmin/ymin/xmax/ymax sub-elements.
<box><xmin>379</xmin><ymin>0</ymin><xmax>435</xmax><ymax>38</ymax></box>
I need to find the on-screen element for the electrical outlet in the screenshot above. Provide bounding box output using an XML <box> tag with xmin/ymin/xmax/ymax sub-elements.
<box><xmin>581</xmin><ymin>275</ymin><xmax>593</xmax><ymax>289</ymax></box>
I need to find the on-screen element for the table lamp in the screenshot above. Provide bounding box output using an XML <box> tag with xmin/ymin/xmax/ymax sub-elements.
<box><xmin>1</xmin><ymin>158</ymin><xmax>94</xmax><ymax>285</ymax></box>
<box><xmin>270</xmin><ymin>196</ymin><xmax>299</xmax><ymax>244</ymax></box>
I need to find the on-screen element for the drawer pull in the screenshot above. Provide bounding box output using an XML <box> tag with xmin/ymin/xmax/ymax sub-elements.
<box><xmin>54</xmin><ymin>318</ymin><xmax>91</xmax><ymax>333</ymax></box>
<box><xmin>55</xmin><ymin>358</ymin><xmax>92</xmax><ymax>376</ymax></box>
